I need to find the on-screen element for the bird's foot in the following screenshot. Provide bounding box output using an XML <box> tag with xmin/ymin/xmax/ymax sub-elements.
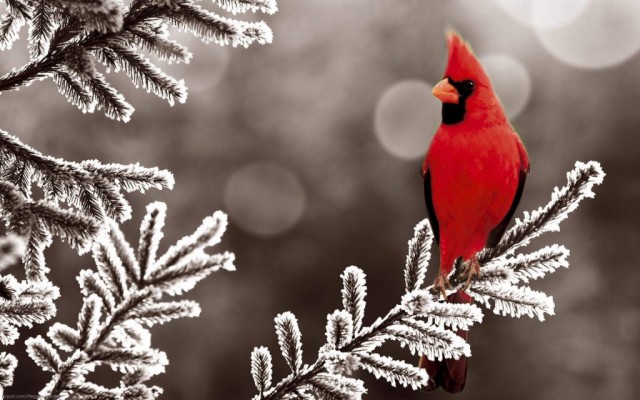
<box><xmin>431</xmin><ymin>273</ymin><xmax>452</xmax><ymax>300</ymax></box>
<box><xmin>459</xmin><ymin>256</ymin><xmax>481</xmax><ymax>292</ymax></box>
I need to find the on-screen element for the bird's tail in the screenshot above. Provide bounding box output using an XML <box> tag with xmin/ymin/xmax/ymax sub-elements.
<box><xmin>419</xmin><ymin>291</ymin><xmax>472</xmax><ymax>393</ymax></box>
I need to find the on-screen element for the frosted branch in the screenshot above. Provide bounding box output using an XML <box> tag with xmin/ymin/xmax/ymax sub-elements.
<box><xmin>28</xmin><ymin>203</ymin><xmax>234</xmax><ymax>398</ymax></box>
<box><xmin>249</xmin><ymin>161</ymin><xmax>604</xmax><ymax>399</ymax></box>
<box><xmin>0</xmin><ymin>0</ymin><xmax>278</xmax><ymax>120</ymax></box>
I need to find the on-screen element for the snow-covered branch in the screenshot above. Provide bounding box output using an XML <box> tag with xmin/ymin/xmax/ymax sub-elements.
<box><xmin>0</xmin><ymin>130</ymin><xmax>173</xmax><ymax>281</ymax></box>
<box><xmin>249</xmin><ymin>161</ymin><xmax>604</xmax><ymax>399</ymax></box>
<box><xmin>0</xmin><ymin>0</ymin><xmax>278</xmax><ymax>121</ymax></box>
<box><xmin>0</xmin><ymin>352</ymin><xmax>17</xmax><ymax>396</ymax></box>
<box><xmin>25</xmin><ymin>202</ymin><xmax>235</xmax><ymax>399</ymax></box>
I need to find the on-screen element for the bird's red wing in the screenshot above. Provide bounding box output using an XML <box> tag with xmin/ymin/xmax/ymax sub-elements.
<box><xmin>423</xmin><ymin>169</ymin><xmax>440</xmax><ymax>245</ymax></box>
<box><xmin>485</xmin><ymin>166</ymin><xmax>528</xmax><ymax>248</ymax></box>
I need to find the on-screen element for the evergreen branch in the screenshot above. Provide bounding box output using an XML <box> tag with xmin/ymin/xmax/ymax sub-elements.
<box><xmin>55</xmin><ymin>0</ymin><xmax>124</xmax><ymax>33</ymax></box>
<box><xmin>80</xmin><ymin>160</ymin><xmax>175</xmax><ymax>193</ymax></box>
<box><xmin>106</xmin><ymin>221</ymin><xmax>141</xmax><ymax>285</ymax></box>
<box><xmin>152</xmin><ymin>210</ymin><xmax>228</xmax><ymax>274</ymax></box>
<box><xmin>28</xmin><ymin>1</ymin><xmax>55</xmax><ymax>59</ymax></box>
<box><xmin>250</xmin><ymin>161</ymin><xmax>604</xmax><ymax>399</ymax></box>
<box><xmin>101</xmin><ymin>42</ymin><xmax>187</xmax><ymax>105</ymax></box>
<box><xmin>0</xmin><ymin>0</ymin><xmax>277</xmax><ymax>119</ymax></box>
<box><xmin>482</xmin><ymin>244</ymin><xmax>570</xmax><ymax>284</ymax></box>
<box><xmin>4</xmin><ymin>0</ymin><xmax>31</xmax><ymax>20</ymax></box>
<box><xmin>0</xmin><ymin>129</ymin><xmax>173</xmax><ymax>223</ymax></box>
<box><xmin>30</xmin><ymin>199</ymin><xmax>100</xmax><ymax>251</ymax></box>
<box><xmin>401</xmin><ymin>291</ymin><xmax>483</xmax><ymax>332</ymax></box>
<box><xmin>78</xmin><ymin>269</ymin><xmax>117</xmax><ymax>312</ymax></box>
<box><xmin>0</xmin><ymin>298</ymin><xmax>56</xmax><ymax>328</ymax></box>
<box><xmin>86</xmin><ymin>71</ymin><xmax>134</xmax><ymax>122</ymax></box>
<box><xmin>0</xmin><ymin>352</ymin><xmax>17</xmax><ymax>390</ymax></box>
<box><xmin>251</xmin><ymin>347</ymin><xmax>274</xmax><ymax>396</ymax></box>
<box><xmin>469</xmin><ymin>284</ymin><xmax>554</xmax><ymax>321</ymax></box>
<box><xmin>0</xmin><ymin>260</ymin><xmax>64</xmax><ymax>339</ymax></box>
<box><xmin>137</xmin><ymin>202</ymin><xmax>166</xmax><ymax>282</ymax></box>
<box><xmin>30</xmin><ymin>204</ymin><xmax>233</xmax><ymax>398</ymax></box>
<box><xmin>47</xmin><ymin>323</ymin><xmax>80</xmax><ymax>352</ymax></box>
<box><xmin>127</xmin><ymin>299</ymin><xmax>201</xmax><ymax>326</ymax></box>
<box><xmin>479</xmin><ymin>161</ymin><xmax>605</xmax><ymax>262</ymax></box>
<box><xmin>25</xmin><ymin>336</ymin><xmax>62</xmax><ymax>373</ymax></box>
<box><xmin>308</xmin><ymin>372</ymin><xmax>365</xmax><ymax>400</ymax></box>
<box><xmin>167</xmin><ymin>3</ymin><xmax>241</xmax><ymax>46</ymax></box>
<box><xmin>215</xmin><ymin>0</ymin><xmax>278</xmax><ymax>15</ymax></box>
<box><xmin>325</xmin><ymin>310</ymin><xmax>353</xmax><ymax>350</ymax></box>
<box><xmin>404</xmin><ymin>219</ymin><xmax>432</xmax><ymax>293</ymax></box>
<box><xmin>0</xmin><ymin>58</ymin><xmax>55</xmax><ymax>92</ymax></box>
<box><xmin>145</xmin><ymin>251</ymin><xmax>235</xmax><ymax>296</ymax></box>
<box><xmin>0</xmin><ymin>12</ymin><xmax>25</xmax><ymax>51</ymax></box>
<box><xmin>0</xmin><ymin>180</ymin><xmax>100</xmax><ymax>280</ymax></box>
<box><xmin>275</xmin><ymin>312</ymin><xmax>303</xmax><ymax>375</ymax></box>
<box><xmin>340</xmin><ymin>267</ymin><xmax>366</xmax><ymax>335</ymax></box>
<box><xmin>357</xmin><ymin>353</ymin><xmax>427</xmax><ymax>390</ymax></box>
<box><xmin>128</xmin><ymin>23</ymin><xmax>192</xmax><ymax>64</ymax></box>
<box><xmin>52</xmin><ymin>68</ymin><xmax>97</xmax><ymax>112</ymax></box>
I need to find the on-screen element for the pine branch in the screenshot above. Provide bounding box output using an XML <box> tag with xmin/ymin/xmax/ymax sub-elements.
<box><xmin>0</xmin><ymin>273</ymin><xmax>59</xmax><ymax>348</ymax></box>
<box><xmin>0</xmin><ymin>129</ymin><xmax>173</xmax><ymax>227</ymax></box>
<box><xmin>99</xmin><ymin>42</ymin><xmax>187</xmax><ymax>105</ymax></box>
<box><xmin>0</xmin><ymin>0</ymin><xmax>277</xmax><ymax>120</ymax></box>
<box><xmin>275</xmin><ymin>312</ymin><xmax>303</xmax><ymax>375</ymax></box>
<box><xmin>216</xmin><ymin>0</ymin><xmax>279</xmax><ymax>15</ymax></box>
<box><xmin>251</xmin><ymin>347</ymin><xmax>273</xmax><ymax>396</ymax></box>
<box><xmin>28</xmin><ymin>203</ymin><xmax>234</xmax><ymax>398</ymax></box>
<box><xmin>0</xmin><ymin>352</ymin><xmax>17</xmax><ymax>391</ymax></box>
<box><xmin>0</xmin><ymin>180</ymin><xmax>100</xmax><ymax>280</ymax></box>
<box><xmin>28</xmin><ymin>1</ymin><xmax>55</xmax><ymax>59</ymax></box>
<box><xmin>340</xmin><ymin>267</ymin><xmax>366</xmax><ymax>335</ymax></box>
<box><xmin>52</xmin><ymin>67</ymin><xmax>97</xmax><ymax>112</ymax></box>
<box><xmin>404</xmin><ymin>219</ymin><xmax>432</xmax><ymax>293</ymax></box>
<box><xmin>249</xmin><ymin>161</ymin><xmax>604</xmax><ymax>399</ymax></box>
<box><xmin>478</xmin><ymin>161</ymin><xmax>605</xmax><ymax>262</ymax></box>
<box><xmin>0</xmin><ymin>12</ymin><xmax>25</xmax><ymax>51</ymax></box>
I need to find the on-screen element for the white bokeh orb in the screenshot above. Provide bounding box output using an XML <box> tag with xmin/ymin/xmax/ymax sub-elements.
<box><xmin>535</xmin><ymin>0</ymin><xmax>640</xmax><ymax>69</ymax></box>
<box><xmin>374</xmin><ymin>80</ymin><xmax>439</xmax><ymax>160</ymax></box>
<box><xmin>481</xmin><ymin>55</ymin><xmax>532</xmax><ymax>119</ymax></box>
<box><xmin>224</xmin><ymin>162</ymin><xmax>306</xmax><ymax>236</ymax></box>
<box><xmin>493</xmin><ymin>0</ymin><xmax>590</xmax><ymax>30</ymax></box>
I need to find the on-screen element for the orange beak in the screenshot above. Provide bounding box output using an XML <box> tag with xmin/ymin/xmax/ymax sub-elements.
<box><xmin>432</xmin><ymin>78</ymin><xmax>459</xmax><ymax>104</ymax></box>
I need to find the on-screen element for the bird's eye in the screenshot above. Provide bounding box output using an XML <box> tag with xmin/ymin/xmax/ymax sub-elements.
<box><xmin>462</xmin><ymin>80</ymin><xmax>475</xmax><ymax>92</ymax></box>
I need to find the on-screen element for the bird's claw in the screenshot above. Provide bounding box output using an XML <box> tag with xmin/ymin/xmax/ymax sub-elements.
<box><xmin>459</xmin><ymin>256</ymin><xmax>481</xmax><ymax>292</ymax></box>
<box><xmin>432</xmin><ymin>273</ymin><xmax>452</xmax><ymax>300</ymax></box>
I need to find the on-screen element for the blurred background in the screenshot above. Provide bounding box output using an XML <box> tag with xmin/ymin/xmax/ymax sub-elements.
<box><xmin>1</xmin><ymin>0</ymin><xmax>639</xmax><ymax>398</ymax></box>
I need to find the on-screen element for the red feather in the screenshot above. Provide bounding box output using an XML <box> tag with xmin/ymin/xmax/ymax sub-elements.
<box><xmin>419</xmin><ymin>32</ymin><xmax>530</xmax><ymax>393</ymax></box>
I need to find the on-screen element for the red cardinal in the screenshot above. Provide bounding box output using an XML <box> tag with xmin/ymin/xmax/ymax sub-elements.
<box><xmin>418</xmin><ymin>32</ymin><xmax>530</xmax><ymax>392</ymax></box>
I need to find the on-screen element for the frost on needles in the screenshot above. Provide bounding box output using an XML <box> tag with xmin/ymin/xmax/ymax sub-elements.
<box><xmin>0</xmin><ymin>130</ymin><xmax>175</xmax><ymax>282</ymax></box>
<box><xmin>0</xmin><ymin>0</ymin><xmax>278</xmax><ymax>395</ymax></box>
<box><xmin>25</xmin><ymin>202</ymin><xmax>235</xmax><ymax>399</ymax></box>
<box><xmin>249</xmin><ymin>161</ymin><xmax>605</xmax><ymax>400</ymax></box>
<box><xmin>0</xmin><ymin>0</ymin><xmax>277</xmax><ymax>121</ymax></box>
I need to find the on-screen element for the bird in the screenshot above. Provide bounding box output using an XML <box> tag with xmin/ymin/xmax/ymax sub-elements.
<box><xmin>418</xmin><ymin>32</ymin><xmax>530</xmax><ymax>393</ymax></box>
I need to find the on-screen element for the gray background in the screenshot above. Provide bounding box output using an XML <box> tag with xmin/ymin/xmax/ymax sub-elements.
<box><xmin>1</xmin><ymin>0</ymin><xmax>639</xmax><ymax>399</ymax></box>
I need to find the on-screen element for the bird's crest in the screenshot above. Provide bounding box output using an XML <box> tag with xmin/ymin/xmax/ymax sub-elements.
<box><xmin>444</xmin><ymin>32</ymin><xmax>492</xmax><ymax>89</ymax></box>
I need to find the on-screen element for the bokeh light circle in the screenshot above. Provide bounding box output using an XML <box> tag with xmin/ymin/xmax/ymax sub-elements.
<box><xmin>493</xmin><ymin>0</ymin><xmax>590</xmax><ymax>30</ymax></box>
<box><xmin>535</xmin><ymin>0</ymin><xmax>640</xmax><ymax>69</ymax></box>
<box><xmin>224</xmin><ymin>162</ymin><xmax>306</xmax><ymax>236</ymax></box>
<box><xmin>374</xmin><ymin>80</ymin><xmax>439</xmax><ymax>159</ymax></box>
<box><xmin>481</xmin><ymin>55</ymin><xmax>532</xmax><ymax>119</ymax></box>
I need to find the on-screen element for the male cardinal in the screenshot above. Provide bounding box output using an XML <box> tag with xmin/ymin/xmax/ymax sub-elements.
<box><xmin>418</xmin><ymin>32</ymin><xmax>530</xmax><ymax>393</ymax></box>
